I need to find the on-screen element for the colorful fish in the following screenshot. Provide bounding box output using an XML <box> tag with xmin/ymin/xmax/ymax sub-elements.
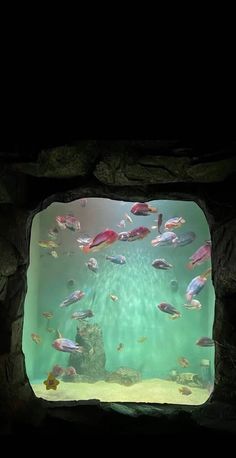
<box><xmin>157</xmin><ymin>303</ymin><xmax>181</xmax><ymax>319</ymax></box>
<box><xmin>173</xmin><ymin>231</ymin><xmax>196</xmax><ymax>247</ymax></box>
<box><xmin>178</xmin><ymin>357</ymin><xmax>189</xmax><ymax>368</ymax></box>
<box><xmin>124</xmin><ymin>213</ymin><xmax>133</xmax><ymax>223</ymax></box>
<box><xmin>130</xmin><ymin>202</ymin><xmax>157</xmax><ymax>216</ymax></box>
<box><xmin>64</xmin><ymin>366</ymin><xmax>77</xmax><ymax>376</ymax></box>
<box><xmin>151</xmin><ymin>231</ymin><xmax>178</xmax><ymax>247</ymax></box>
<box><xmin>196</xmin><ymin>337</ymin><xmax>214</xmax><ymax>347</ymax></box>
<box><xmin>42</xmin><ymin>311</ymin><xmax>54</xmax><ymax>319</ymax></box>
<box><xmin>86</xmin><ymin>258</ymin><xmax>98</xmax><ymax>273</ymax></box>
<box><xmin>106</xmin><ymin>255</ymin><xmax>126</xmax><ymax>265</ymax></box>
<box><xmin>117</xmin><ymin>219</ymin><xmax>126</xmax><ymax>228</ymax></box>
<box><xmin>31</xmin><ymin>333</ymin><xmax>41</xmax><ymax>344</ymax></box>
<box><xmin>51</xmin><ymin>365</ymin><xmax>64</xmax><ymax>377</ymax></box>
<box><xmin>38</xmin><ymin>240</ymin><xmax>59</xmax><ymax>249</ymax></box>
<box><xmin>152</xmin><ymin>258</ymin><xmax>173</xmax><ymax>270</ymax></box>
<box><xmin>71</xmin><ymin>309</ymin><xmax>94</xmax><ymax>320</ymax></box>
<box><xmin>56</xmin><ymin>215</ymin><xmax>80</xmax><ymax>231</ymax></box>
<box><xmin>137</xmin><ymin>336</ymin><xmax>148</xmax><ymax>343</ymax></box>
<box><xmin>109</xmin><ymin>294</ymin><xmax>118</xmax><ymax>302</ymax></box>
<box><xmin>184</xmin><ymin>299</ymin><xmax>202</xmax><ymax>310</ymax></box>
<box><xmin>52</xmin><ymin>338</ymin><xmax>84</xmax><ymax>353</ymax></box>
<box><xmin>82</xmin><ymin>229</ymin><xmax>119</xmax><ymax>253</ymax></box>
<box><xmin>59</xmin><ymin>290</ymin><xmax>85</xmax><ymax>308</ymax></box>
<box><xmin>187</xmin><ymin>241</ymin><xmax>211</xmax><ymax>269</ymax></box>
<box><xmin>185</xmin><ymin>269</ymin><xmax>211</xmax><ymax>302</ymax></box>
<box><xmin>126</xmin><ymin>226</ymin><xmax>150</xmax><ymax>241</ymax></box>
<box><xmin>164</xmin><ymin>217</ymin><xmax>186</xmax><ymax>230</ymax></box>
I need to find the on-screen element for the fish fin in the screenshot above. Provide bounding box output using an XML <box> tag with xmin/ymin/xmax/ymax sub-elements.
<box><xmin>56</xmin><ymin>329</ymin><xmax>62</xmax><ymax>338</ymax></box>
<box><xmin>187</xmin><ymin>262</ymin><xmax>193</xmax><ymax>269</ymax></box>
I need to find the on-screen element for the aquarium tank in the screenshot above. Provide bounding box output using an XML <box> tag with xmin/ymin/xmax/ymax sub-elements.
<box><xmin>22</xmin><ymin>198</ymin><xmax>215</xmax><ymax>405</ymax></box>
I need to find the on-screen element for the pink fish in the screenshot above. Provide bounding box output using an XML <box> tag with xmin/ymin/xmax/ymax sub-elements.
<box><xmin>82</xmin><ymin>229</ymin><xmax>119</xmax><ymax>253</ymax></box>
<box><xmin>164</xmin><ymin>217</ymin><xmax>185</xmax><ymax>230</ymax></box>
<box><xmin>52</xmin><ymin>338</ymin><xmax>84</xmax><ymax>353</ymax></box>
<box><xmin>56</xmin><ymin>215</ymin><xmax>80</xmax><ymax>231</ymax></box>
<box><xmin>187</xmin><ymin>241</ymin><xmax>211</xmax><ymax>269</ymax></box>
<box><xmin>127</xmin><ymin>226</ymin><xmax>150</xmax><ymax>241</ymax></box>
<box><xmin>130</xmin><ymin>203</ymin><xmax>157</xmax><ymax>216</ymax></box>
<box><xmin>64</xmin><ymin>366</ymin><xmax>77</xmax><ymax>376</ymax></box>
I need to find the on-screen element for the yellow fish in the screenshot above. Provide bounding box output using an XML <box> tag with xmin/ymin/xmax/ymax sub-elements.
<box><xmin>43</xmin><ymin>373</ymin><xmax>60</xmax><ymax>390</ymax></box>
<box><xmin>38</xmin><ymin>240</ymin><xmax>59</xmax><ymax>248</ymax></box>
<box><xmin>137</xmin><ymin>336</ymin><xmax>148</xmax><ymax>343</ymax></box>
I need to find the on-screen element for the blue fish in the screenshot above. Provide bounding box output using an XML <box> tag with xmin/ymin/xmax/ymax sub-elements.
<box><xmin>174</xmin><ymin>231</ymin><xmax>196</xmax><ymax>247</ymax></box>
<box><xmin>105</xmin><ymin>255</ymin><xmax>126</xmax><ymax>265</ymax></box>
<box><xmin>71</xmin><ymin>309</ymin><xmax>94</xmax><ymax>320</ymax></box>
<box><xmin>52</xmin><ymin>338</ymin><xmax>84</xmax><ymax>353</ymax></box>
<box><xmin>59</xmin><ymin>290</ymin><xmax>85</xmax><ymax>308</ymax></box>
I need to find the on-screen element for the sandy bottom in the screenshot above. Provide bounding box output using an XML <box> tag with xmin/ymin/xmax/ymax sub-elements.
<box><xmin>32</xmin><ymin>378</ymin><xmax>209</xmax><ymax>405</ymax></box>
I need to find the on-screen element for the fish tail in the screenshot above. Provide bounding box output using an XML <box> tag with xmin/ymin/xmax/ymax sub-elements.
<box><xmin>148</xmin><ymin>206</ymin><xmax>158</xmax><ymax>213</ymax></box>
<box><xmin>151</xmin><ymin>239</ymin><xmax>159</xmax><ymax>247</ymax></box>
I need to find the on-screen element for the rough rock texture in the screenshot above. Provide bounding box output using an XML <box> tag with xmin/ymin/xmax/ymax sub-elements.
<box><xmin>0</xmin><ymin>141</ymin><xmax>236</xmax><ymax>435</ymax></box>
<box><xmin>105</xmin><ymin>367</ymin><xmax>141</xmax><ymax>386</ymax></box>
<box><xmin>68</xmin><ymin>323</ymin><xmax>106</xmax><ymax>381</ymax></box>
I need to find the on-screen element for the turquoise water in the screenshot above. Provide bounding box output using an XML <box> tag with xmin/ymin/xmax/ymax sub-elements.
<box><xmin>22</xmin><ymin>198</ymin><xmax>215</xmax><ymax>402</ymax></box>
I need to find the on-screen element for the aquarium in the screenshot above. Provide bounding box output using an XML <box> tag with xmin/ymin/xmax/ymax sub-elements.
<box><xmin>22</xmin><ymin>198</ymin><xmax>215</xmax><ymax>405</ymax></box>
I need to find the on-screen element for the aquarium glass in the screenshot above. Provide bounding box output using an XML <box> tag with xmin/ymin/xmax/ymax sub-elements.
<box><xmin>23</xmin><ymin>198</ymin><xmax>215</xmax><ymax>404</ymax></box>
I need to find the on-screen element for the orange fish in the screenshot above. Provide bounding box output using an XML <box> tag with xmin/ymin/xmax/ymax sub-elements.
<box><xmin>178</xmin><ymin>357</ymin><xmax>189</xmax><ymax>368</ymax></box>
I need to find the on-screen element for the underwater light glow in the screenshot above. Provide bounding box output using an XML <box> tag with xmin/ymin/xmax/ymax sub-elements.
<box><xmin>23</xmin><ymin>198</ymin><xmax>215</xmax><ymax>404</ymax></box>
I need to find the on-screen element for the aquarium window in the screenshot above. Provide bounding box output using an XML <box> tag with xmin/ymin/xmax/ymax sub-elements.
<box><xmin>23</xmin><ymin>198</ymin><xmax>215</xmax><ymax>405</ymax></box>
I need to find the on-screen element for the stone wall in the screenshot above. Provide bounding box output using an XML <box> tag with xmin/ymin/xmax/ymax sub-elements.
<box><xmin>0</xmin><ymin>141</ymin><xmax>236</xmax><ymax>434</ymax></box>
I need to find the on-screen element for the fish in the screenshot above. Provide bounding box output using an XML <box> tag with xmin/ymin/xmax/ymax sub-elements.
<box><xmin>124</xmin><ymin>213</ymin><xmax>133</xmax><ymax>223</ymax></box>
<box><xmin>151</xmin><ymin>231</ymin><xmax>178</xmax><ymax>247</ymax></box>
<box><xmin>196</xmin><ymin>337</ymin><xmax>214</xmax><ymax>347</ymax></box>
<box><xmin>64</xmin><ymin>366</ymin><xmax>77</xmax><ymax>376</ymax></box>
<box><xmin>48</xmin><ymin>227</ymin><xmax>59</xmax><ymax>240</ymax></box>
<box><xmin>38</xmin><ymin>240</ymin><xmax>59</xmax><ymax>248</ymax></box>
<box><xmin>71</xmin><ymin>309</ymin><xmax>94</xmax><ymax>320</ymax></box>
<box><xmin>56</xmin><ymin>215</ymin><xmax>80</xmax><ymax>231</ymax></box>
<box><xmin>187</xmin><ymin>241</ymin><xmax>211</xmax><ymax>269</ymax></box>
<box><xmin>46</xmin><ymin>328</ymin><xmax>56</xmax><ymax>334</ymax></box>
<box><xmin>118</xmin><ymin>231</ymin><xmax>130</xmax><ymax>241</ymax></box>
<box><xmin>105</xmin><ymin>255</ymin><xmax>126</xmax><ymax>265</ymax></box>
<box><xmin>51</xmin><ymin>365</ymin><xmax>64</xmax><ymax>377</ymax></box>
<box><xmin>110</xmin><ymin>294</ymin><xmax>118</xmax><ymax>302</ymax></box>
<box><xmin>157</xmin><ymin>302</ymin><xmax>181</xmax><ymax>319</ymax></box>
<box><xmin>179</xmin><ymin>386</ymin><xmax>192</xmax><ymax>396</ymax></box>
<box><xmin>31</xmin><ymin>333</ymin><xmax>41</xmax><ymax>344</ymax></box>
<box><xmin>82</xmin><ymin>229</ymin><xmax>119</xmax><ymax>253</ymax></box>
<box><xmin>137</xmin><ymin>336</ymin><xmax>148</xmax><ymax>343</ymax></box>
<box><xmin>126</xmin><ymin>226</ymin><xmax>150</xmax><ymax>241</ymax></box>
<box><xmin>164</xmin><ymin>217</ymin><xmax>186</xmax><ymax>230</ymax></box>
<box><xmin>184</xmin><ymin>299</ymin><xmax>202</xmax><ymax>310</ymax></box>
<box><xmin>130</xmin><ymin>202</ymin><xmax>157</xmax><ymax>216</ymax></box>
<box><xmin>76</xmin><ymin>235</ymin><xmax>93</xmax><ymax>246</ymax></box>
<box><xmin>43</xmin><ymin>373</ymin><xmax>60</xmax><ymax>390</ymax></box>
<box><xmin>173</xmin><ymin>231</ymin><xmax>196</xmax><ymax>247</ymax></box>
<box><xmin>152</xmin><ymin>258</ymin><xmax>173</xmax><ymax>270</ymax></box>
<box><xmin>178</xmin><ymin>357</ymin><xmax>189</xmax><ymax>368</ymax></box>
<box><xmin>86</xmin><ymin>257</ymin><xmax>98</xmax><ymax>273</ymax></box>
<box><xmin>117</xmin><ymin>343</ymin><xmax>124</xmax><ymax>351</ymax></box>
<box><xmin>50</xmin><ymin>250</ymin><xmax>58</xmax><ymax>258</ymax></box>
<box><xmin>52</xmin><ymin>337</ymin><xmax>84</xmax><ymax>353</ymax></box>
<box><xmin>117</xmin><ymin>219</ymin><xmax>126</xmax><ymax>228</ymax></box>
<box><xmin>185</xmin><ymin>270</ymin><xmax>211</xmax><ymax>302</ymax></box>
<box><xmin>59</xmin><ymin>290</ymin><xmax>85</xmax><ymax>308</ymax></box>
<box><xmin>42</xmin><ymin>311</ymin><xmax>54</xmax><ymax>319</ymax></box>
